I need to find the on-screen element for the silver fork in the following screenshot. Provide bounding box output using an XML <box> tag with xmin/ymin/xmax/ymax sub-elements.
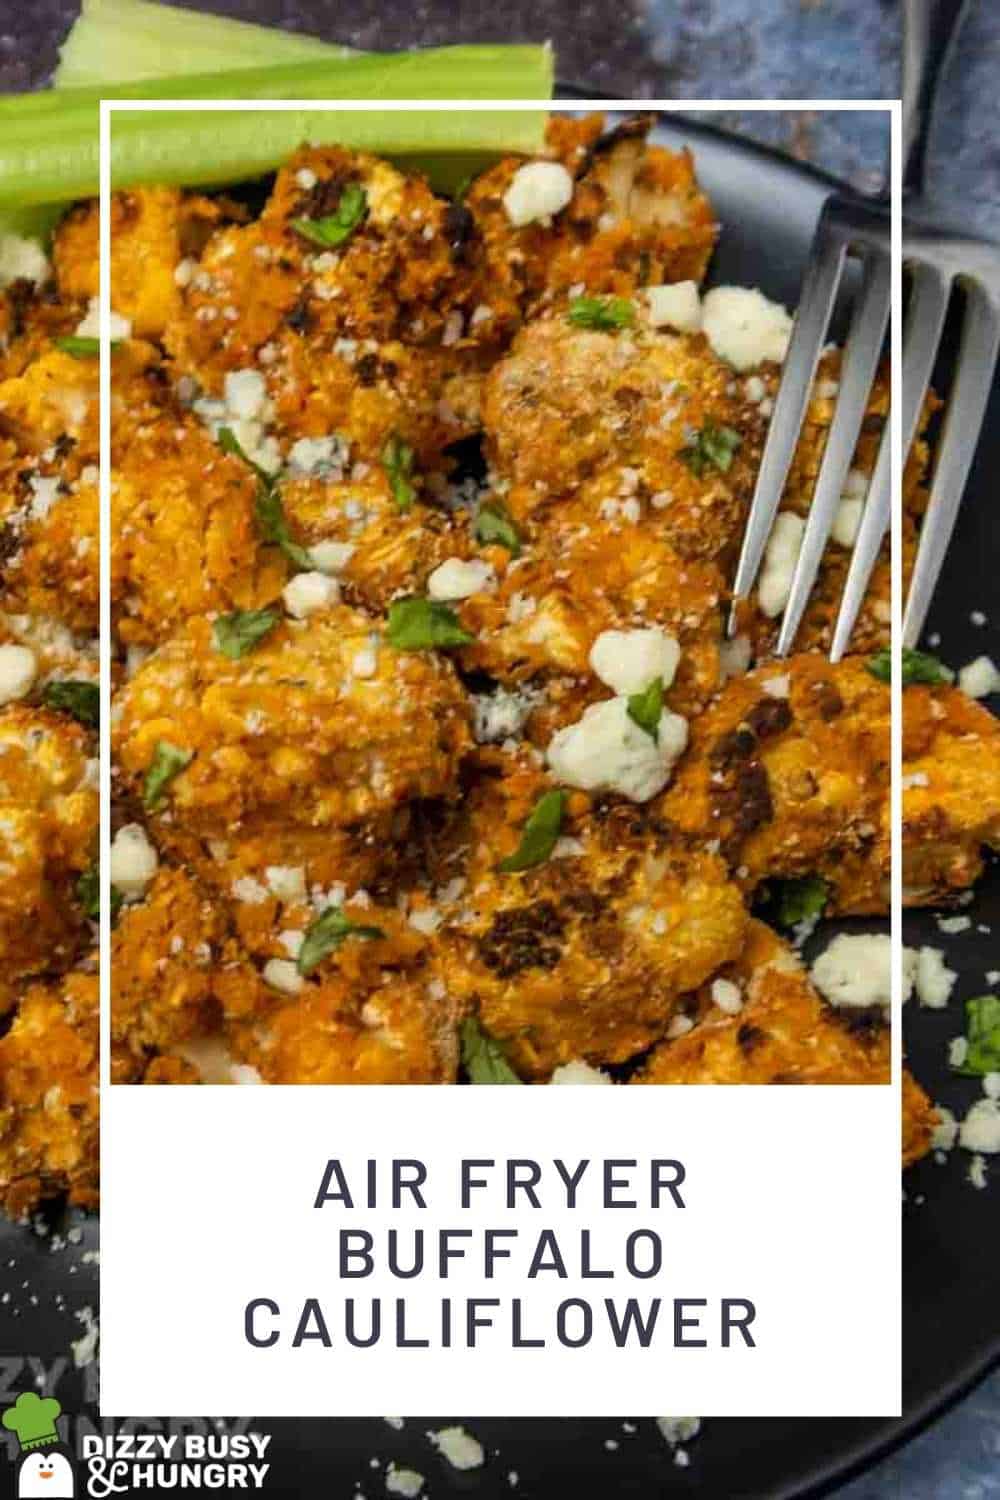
<box><xmin>729</xmin><ymin>0</ymin><xmax>1000</xmax><ymax>660</ymax></box>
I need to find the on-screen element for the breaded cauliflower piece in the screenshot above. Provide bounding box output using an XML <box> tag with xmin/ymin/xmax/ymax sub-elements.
<box><xmin>902</xmin><ymin>683</ymin><xmax>1000</xmax><ymax>903</ymax></box>
<box><xmin>634</xmin><ymin>919</ymin><xmax>889</xmax><ymax>1084</ymax></box>
<box><xmin>55</xmin><ymin>188</ymin><xmax>243</xmax><ymax>339</ymax></box>
<box><xmin>162</xmin><ymin>146</ymin><xmax>496</xmax><ymax>464</ymax></box>
<box><xmin>112</xmin><ymin>608</ymin><xmax>471</xmax><ymax>843</ymax></box>
<box><xmin>0</xmin><ymin>433</ymin><xmax>98</xmax><ymax>635</ymax></box>
<box><xmin>0</xmin><ymin>346</ymin><xmax>98</xmax><ymax>455</ymax></box>
<box><xmin>111</xmin><ymin>865</ymin><xmax>265</xmax><ymax>1057</ymax></box>
<box><xmin>438</xmin><ymin>752</ymin><xmax>747</xmax><ymax>1076</ymax></box>
<box><xmin>112</xmin><ymin>390</ymin><xmax>286</xmax><ymax>646</ymax></box>
<box><xmin>279</xmin><ymin>465</ymin><xmax>463</xmax><ymax>615</ymax></box>
<box><xmin>482</xmin><ymin>315</ymin><xmax>762</xmax><ymax>564</ymax></box>
<box><xmin>231</xmin><ymin>905</ymin><xmax>461</xmax><ymax>1084</ymax></box>
<box><xmin>467</xmin><ymin>113</ymin><xmax>717</xmax><ymax>311</ymax></box>
<box><xmin>458</xmin><ymin>515</ymin><xmax>726</xmax><ymax>727</ymax></box>
<box><xmin>0</xmin><ymin>707</ymin><xmax>97</xmax><ymax>989</ymax></box>
<box><xmin>663</xmin><ymin>655</ymin><xmax>889</xmax><ymax>914</ymax></box>
<box><xmin>0</xmin><ymin>965</ymin><xmax>98</xmax><ymax>1217</ymax></box>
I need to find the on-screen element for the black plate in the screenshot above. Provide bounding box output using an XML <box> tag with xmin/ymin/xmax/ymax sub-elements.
<box><xmin>2</xmin><ymin>109</ymin><xmax>998</xmax><ymax>1499</ymax></box>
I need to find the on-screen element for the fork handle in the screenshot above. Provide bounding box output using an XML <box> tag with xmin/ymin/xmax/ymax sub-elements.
<box><xmin>902</xmin><ymin>0</ymin><xmax>972</xmax><ymax>197</ymax></box>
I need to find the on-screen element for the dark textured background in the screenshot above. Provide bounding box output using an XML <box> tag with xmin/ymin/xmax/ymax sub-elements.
<box><xmin>1</xmin><ymin>0</ymin><xmax>999</xmax><ymax>232</ymax></box>
<box><xmin>0</xmin><ymin>1</ymin><xmax>997</xmax><ymax>1495</ymax></box>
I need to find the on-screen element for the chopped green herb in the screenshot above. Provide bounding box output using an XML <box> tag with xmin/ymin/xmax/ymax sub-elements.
<box><xmin>866</xmin><ymin>646</ymin><xmax>952</xmax><ymax>686</ymax></box>
<box><xmin>76</xmin><ymin>861</ymin><xmax>99</xmax><ymax>920</ymax></box>
<box><xmin>474</xmin><ymin>502</ymin><xmax>521</xmax><ymax>556</ymax></box>
<box><xmin>254</xmin><ymin>481</ymin><xmax>313</xmax><ymax>570</ymax></box>
<box><xmin>381</xmin><ymin>433</ymin><xmax>417</xmax><ymax>513</ymax></box>
<box><xmin>386</xmin><ymin>597</ymin><xmax>473</xmax><ymax>651</ymax></box>
<box><xmin>41</xmin><ymin>679</ymin><xmax>99</xmax><ymax>729</ymax></box>
<box><xmin>679</xmin><ymin>423</ymin><xmax>742</xmax><ymax>477</ymax></box>
<box><xmin>54</xmin><ymin>335</ymin><xmax>121</xmax><ymax>358</ymax></box>
<box><xmin>461</xmin><ymin>1016</ymin><xmax>523</xmax><ymax>1085</ymax></box>
<box><xmin>773</xmin><ymin>875</ymin><xmax>828</xmax><ymax>929</ymax></box>
<box><xmin>498</xmin><ymin>789</ymin><xmax>566</xmax><ymax>872</ymax></box>
<box><xmin>76</xmin><ymin>860</ymin><xmax>122</xmax><ymax>924</ymax></box>
<box><xmin>143</xmin><ymin>740</ymin><xmax>194</xmax><ymax>811</ymax></box>
<box><xmin>627</xmin><ymin>677</ymin><xmax>663</xmax><ymax>741</ymax></box>
<box><xmin>954</xmin><ymin>995</ymin><xmax>1000</xmax><ymax>1077</ymax></box>
<box><xmin>213</xmin><ymin>608</ymin><xmax>280</xmax><ymax>660</ymax></box>
<box><xmin>297</xmin><ymin>905</ymin><xmax>385</xmax><ymax>976</ymax></box>
<box><xmin>291</xmin><ymin>183</ymin><xmax>367</xmax><ymax>248</ymax></box>
<box><xmin>566</xmin><ymin>295</ymin><xmax>635</xmax><ymax>332</ymax></box>
<box><xmin>217</xmin><ymin>424</ymin><xmax>275</xmax><ymax>485</ymax></box>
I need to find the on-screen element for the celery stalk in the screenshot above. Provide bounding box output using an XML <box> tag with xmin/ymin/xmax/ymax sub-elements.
<box><xmin>0</xmin><ymin>49</ymin><xmax>552</xmax><ymax>208</ymax></box>
<box><xmin>56</xmin><ymin>0</ymin><xmax>356</xmax><ymax>88</ymax></box>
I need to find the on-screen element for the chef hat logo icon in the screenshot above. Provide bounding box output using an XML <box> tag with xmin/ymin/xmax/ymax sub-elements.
<box><xmin>2</xmin><ymin>1394</ymin><xmax>75</xmax><ymax>1498</ymax></box>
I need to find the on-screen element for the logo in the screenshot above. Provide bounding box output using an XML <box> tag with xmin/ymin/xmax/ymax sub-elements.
<box><xmin>2</xmin><ymin>1393</ymin><xmax>76</xmax><ymax>1498</ymax></box>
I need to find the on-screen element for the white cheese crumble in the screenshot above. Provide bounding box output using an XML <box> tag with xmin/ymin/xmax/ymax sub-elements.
<box><xmin>427</xmin><ymin>557</ymin><xmax>495</xmax><ymax>601</ymax></box>
<box><xmin>831</xmin><ymin>497</ymin><xmax>864</xmax><ymax>549</ymax></box>
<box><xmin>588</xmin><ymin>628</ymin><xmax>680</xmax><ymax>696</ymax></box>
<box><xmin>471</xmin><ymin>685</ymin><xmax>537</xmax><ymax>745</ymax></box>
<box><xmin>810</xmin><ymin>933</ymin><xmax>893</xmax><ymax>1010</ymax></box>
<box><xmin>75</xmin><ymin>296</ymin><xmax>132</xmax><ymax>342</ymax></box>
<box><xmin>287</xmin><ymin>434</ymin><xmax>347</xmax><ymax>476</ymax></box>
<box><xmin>913</xmin><ymin>946</ymin><xmax>957</xmax><ymax>1009</ymax></box>
<box><xmin>262</xmin><ymin>958</ymin><xmax>303</xmax><ymax>996</ymax></box>
<box><xmin>549</xmin><ymin>1060</ymin><xmax>613</xmax><ymax>1085</ymax></box>
<box><xmin>645</xmin><ymin>281</ymin><xmax>702</xmax><ymax>332</ymax></box>
<box><xmin>502</xmin><ymin>161</ymin><xmax>574</xmax><ymax>227</ymax></box>
<box><xmin>761</xmin><ymin>674</ymin><xmax>790</xmax><ymax>699</ymax></box>
<box><xmin>282</xmin><ymin>571</ymin><xmax>340</xmax><ymax>618</ymax></box>
<box><xmin>265</xmin><ymin>865</ymin><xmax>306</xmax><ymax>903</ymax></box>
<box><xmin>701</xmin><ymin>286</ymin><xmax>793</xmax><ymax>371</ymax></box>
<box><xmin>308</xmin><ymin>540</ymin><xmax>355</xmax><ymax>575</ymax></box>
<box><xmin>711</xmin><ymin>977</ymin><xmax>743</xmax><ymax>1014</ymax></box>
<box><xmin>109</xmin><ymin>824</ymin><xmax>159</xmax><ymax>902</ymax></box>
<box><xmin>0</xmin><ymin>232</ymin><xmax>50</xmax><ymax>289</ymax></box>
<box><xmin>546</xmin><ymin>696</ymin><xmax>688</xmax><ymax>803</ymax></box>
<box><xmin>758</xmin><ymin>512</ymin><xmax>805</xmax><ymax>618</ymax></box>
<box><xmin>656</xmin><ymin>1418</ymin><xmax>702</xmax><ymax>1447</ymax></box>
<box><xmin>958</xmin><ymin>654</ymin><xmax>1000</xmax><ymax>699</ymax></box>
<box><xmin>427</xmin><ymin>1427</ymin><xmax>485</xmax><ymax>1471</ymax></box>
<box><xmin>352</xmin><ymin>646</ymin><xmax>378</xmax><ymax>679</ymax></box>
<box><xmin>719</xmin><ymin>634</ymin><xmax>752</xmax><ymax>680</ymax></box>
<box><xmin>385</xmin><ymin>1467</ymin><xmax>425</xmax><ymax>1498</ymax></box>
<box><xmin>0</xmin><ymin>644</ymin><xmax>37</xmax><ymax>704</ymax></box>
<box><xmin>959</xmin><ymin>1099</ymin><xmax>1000</xmax><ymax>1154</ymax></box>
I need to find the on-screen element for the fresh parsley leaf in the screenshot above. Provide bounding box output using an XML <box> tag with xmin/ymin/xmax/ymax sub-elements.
<box><xmin>498</xmin><ymin>789</ymin><xmax>567</xmax><ymax>873</ymax></box>
<box><xmin>866</xmin><ymin>646</ymin><xmax>952</xmax><ymax>686</ymax></box>
<box><xmin>254</xmin><ymin>482</ymin><xmax>313</xmax><ymax>570</ymax></box>
<box><xmin>297</xmin><ymin>906</ymin><xmax>385</xmax><ymax>976</ymax></box>
<box><xmin>381</xmin><ymin>434</ymin><xmax>417</xmax><ymax>513</ymax></box>
<box><xmin>474</xmin><ymin>503</ymin><xmax>521</xmax><ymax>556</ymax></box>
<box><xmin>76</xmin><ymin>861</ymin><xmax>100</xmax><ymax>920</ymax></box>
<box><xmin>461</xmin><ymin>1016</ymin><xmax>523</xmax><ymax>1085</ymax></box>
<box><xmin>679</xmin><ymin>423</ymin><xmax>742</xmax><ymax>477</ymax></box>
<box><xmin>213</xmin><ymin>608</ymin><xmax>280</xmax><ymax>660</ymax></box>
<box><xmin>54</xmin><ymin>335</ymin><xmax>121</xmax><ymax>358</ymax></box>
<box><xmin>143</xmin><ymin>740</ymin><xmax>194</xmax><ymax>811</ymax></box>
<box><xmin>386</xmin><ymin>597</ymin><xmax>473</xmax><ymax>651</ymax></box>
<box><xmin>954</xmin><ymin>995</ymin><xmax>1000</xmax><ymax>1077</ymax></box>
<box><xmin>627</xmin><ymin>678</ymin><xmax>663</xmax><ymax>741</ymax></box>
<box><xmin>291</xmin><ymin>184</ymin><xmax>367</xmax><ymax>249</ymax></box>
<box><xmin>41</xmin><ymin>679</ymin><xmax>99</xmax><ymax>729</ymax></box>
<box><xmin>76</xmin><ymin>861</ymin><xmax>123</xmax><ymax>923</ymax></box>
<box><xmin>566</xmin><ymin>295</ymin><xmax>635</xmax><ymax>332</ymax></box>
<box><xmin>773</xmin><ymin>875</ymin><xmax>828</xmax><ymax>929</ymax></box>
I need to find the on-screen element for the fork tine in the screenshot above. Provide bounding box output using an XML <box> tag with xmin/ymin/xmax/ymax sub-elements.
<box><xmin>776</xmin><ymin>248</ymin><xmax>892</xmax><ymax>655</ymax></box>
<box><xmin>727</xmin><ymin>212</ymin><xmax>847</xmax><ymax>630</ymax></box>
<box><xmin>900</xmin><ymin>259</ymin><xmax>951</xmax><ymax>458</ymax></box>
<box><xmin>903</xmin><ymin>280</ymin><xmax>1000</xmax><ymax>646</ymax></box>
<box><xmin>830</xmin><ymin>421</ymin><xmax>890</xmax><ymax>662</ymax></box>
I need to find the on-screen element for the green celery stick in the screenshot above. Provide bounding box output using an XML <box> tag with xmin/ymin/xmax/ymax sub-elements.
<box><xmin>56</xmin><ymin>0</ymin><xmax>355</xmax><ymax>88</ymax></box>
<box><xmin>0</xmin><ymin>49</ymin><xmax>552</xmax><ymax>207</ymax></box>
